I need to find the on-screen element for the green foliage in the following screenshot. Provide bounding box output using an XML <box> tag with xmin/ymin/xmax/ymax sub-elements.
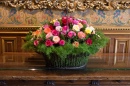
<box><xmin>22</xmin><ymin>30</ymin><xmax>109</xmax><ymax>60</ymax></box>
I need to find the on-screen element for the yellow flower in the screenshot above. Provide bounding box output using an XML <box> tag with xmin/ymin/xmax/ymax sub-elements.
<box><xmin>85</xmin><ymin>27</ymin><xmax>92</xmax><ymax>34</ymax></box>
<box><xmin>50</xmin><ymin>19</ymin><xmax>56</xmax><ymax>24</ymax></box>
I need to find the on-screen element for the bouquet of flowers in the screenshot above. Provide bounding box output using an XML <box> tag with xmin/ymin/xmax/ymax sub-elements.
<box><xmin>23</xmin><ymin>16</ymin><xmax>108</xmax><ymax>69</ymax></box>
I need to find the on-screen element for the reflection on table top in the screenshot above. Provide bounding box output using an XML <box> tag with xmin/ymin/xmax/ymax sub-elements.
<box><xmin>0</xmin><ymin>52</ymin><xmax>130</xmax><ymax>70</ymax></box>
<box><xmin>0</xmin><ymin>52</ymin><xmax>130</xmax><ymax>80</ymax></box>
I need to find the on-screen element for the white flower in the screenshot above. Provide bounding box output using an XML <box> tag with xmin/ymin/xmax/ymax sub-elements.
<box><xmin>78</xmin><ymin>23</ymin><xmax>83</xmax><ymax>28</ymax></box>
<box><xmin>89</xmin><ymin>26</ymin><xmax>95</xmax><ymax>34</ymax></box>
<box><xmin>52</xmin><ymin>36</ymin><xmax>60</xmax><ymax>43</ymax></box>
<box><xmin>72</xmin><ymin>25</ymin><xmax>80</xmax><ymax>32</ymax></box>
<box><xmin>56</xmin><ymin>26</ymin><xmax>62</xmax><ymax>32</ymax></box>
<box><xmin>89</xmin><ymin>26</ymin><xmax>95</xmax><ymax>31</ymax></box>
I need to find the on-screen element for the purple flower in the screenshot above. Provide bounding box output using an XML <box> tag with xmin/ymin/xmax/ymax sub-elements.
<box><xmin>54</xmin><ymin>21</ymin><xmax>60</xmax><ymax>26</ymax></box>
<box><xmin>73</xmin><ymin>19</ymin><xmax>79</xmax><ymax>24</ymax></box>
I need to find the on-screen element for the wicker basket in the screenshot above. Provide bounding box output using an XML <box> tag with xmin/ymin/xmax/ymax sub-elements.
<box><xmin>43</xmin><ymin>53</ymin><xmax>89</xmax><ymax>70</ymax></box>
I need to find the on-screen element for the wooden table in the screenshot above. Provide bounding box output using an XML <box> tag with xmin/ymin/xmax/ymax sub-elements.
<box><xmin>0</xmin><ymin>52</ymin><xmax>130</xmax><ymax>86</ymax></box>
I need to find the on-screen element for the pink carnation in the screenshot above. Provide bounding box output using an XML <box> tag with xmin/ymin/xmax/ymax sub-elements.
<box><xmin>59</xmin><ymin>40</ymin><xmax>65</xmax><ymax>46</ymax></box>
<box><xmin>45</xmin><ymin>40</ymin><xmax>53</xmax><ymax>47</ymax></box>
<box><xmin>34</xmin><ymin>40</ymin><xmax>39</xmax><ymax>46</ymax></box>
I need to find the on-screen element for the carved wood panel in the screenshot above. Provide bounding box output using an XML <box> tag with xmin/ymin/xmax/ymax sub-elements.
<box><xmin>115</xmin><ymin>38</ymin><xmax>130</xmax><ymax>53</ymax></box>
<box><xmin>1</xmin><ymin>37</ymin><xmax>17</xmax><ymax>53</ymax></box>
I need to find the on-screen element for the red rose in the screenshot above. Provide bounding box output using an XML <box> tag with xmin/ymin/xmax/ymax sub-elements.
<box><xmin>51</xmin><ymin>30</ymin><xmax>59</xmax><ymax>36</ymax></box>
<box><xmin>45</xmin><ymin>39</ymin><xmax>53</xmax><ymax>47</ymax></box>
<box><xmin>86</xmin><ymin>38</ymin><xmax>92</xmax><ymax>45</ymax></box>
<box><xmin>62</xmin><ymin>16</ymin><xmax>68</xmax><ymax>25</ymax></box>
<box><xmin>49</xmin><ymin>25</ymin><xmax>54</xmax><ymax>30</ymax></box>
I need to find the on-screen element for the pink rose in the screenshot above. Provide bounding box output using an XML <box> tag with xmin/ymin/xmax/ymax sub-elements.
<box><xmin>67</xmin><ymin>31</ymin><xmax>76</xmax><ymax>38</ymax></box>
<box><xmin>46</xmin><ymin>32</ymin><xmax>53</xmax><ymax>39</ymax></box>
<box><xmin>78</xmin><ymin>31</ymin><xmax>86</xmax><ymax>39</ymax></box>
<box><xmin>62</xmin><ymin>26</ymin><xmax>69</xmax><ymax>32</ymax></box>
<box><xmin>68</xmin><ymin>17</ymin><xmax>73</xmax><ymax>23</ymax></box>
<box><xmin>82</xmin><ymin>20</ymin><xmax>87</xmax><ymax>25</ymax></box>
<box><xmin>86</xmin><ymin>38</ymin><xmax>92</xmax><ymax>45</ymax></box>
<box><xmin>59</xmin><ymin>40</ymin><xmax>65</xmax><ymax>46</ymax></box>
<box><xmin>51</xmin><ymin>30</ymin><xmax>59</xmax><ymax>36</ymax></box>
<box><xmin>34</xmin><ymin>40</ymin><xmax>39</xmax><ymax>46</ymax></box>
<box><xmin>52</xmin><ymin>36</ymin><xmax>60</xmax><ymax>43</ymax></box>
<box><xmin>61</xmin><ymin>26</ymin><xmax>69</xmax><ymax>35</ymax></box>
<box><xmin>45</xmin><ymin>39</ymin><xmax>53</xmax><ymax>47</ymax></box>
<box><xmin>43</xmin><ymin>24</ymin><xmax>49</xmax><ymax>29</ymax></box>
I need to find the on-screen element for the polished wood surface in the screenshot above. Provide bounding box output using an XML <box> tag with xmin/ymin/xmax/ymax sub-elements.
<box><xmin>0</xmin><ymin>52</ymin><xmax>130</xmax><ymax>81</ymax></box>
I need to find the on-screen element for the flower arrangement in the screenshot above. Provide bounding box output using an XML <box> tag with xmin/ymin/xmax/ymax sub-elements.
<box><xmin>23</xmin><ymin>16</ymin><xmax>108</xmax><ymax>69</ymax></box>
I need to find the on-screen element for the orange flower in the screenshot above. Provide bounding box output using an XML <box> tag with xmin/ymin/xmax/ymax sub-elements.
<box><xmin>44</xmin><ymin>28</ymin><xmax>51</xmax><ymax>34</ymax></box>
<box><xmin>33</xmin><ymin>30</ymin><xmax>41</xmax><ymax>36</ymax></box>
<box><xmin>72</xmin><ymin>41</ymin><xmax>79</xmax><ymax>48</ymax></box>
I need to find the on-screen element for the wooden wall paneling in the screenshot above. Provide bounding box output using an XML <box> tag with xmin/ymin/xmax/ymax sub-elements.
<box><xmin>103</xmin><ymin>38</ymin><xmax>111</xmax><ymax>53</ymax></box>
<box><xmin>115</xmin><ymin>38</ymin><xmax>130</xmax><ymax>54</ymax></box>
<box><xmin>17</xmin><ymin>36</ymin><xmax>21</xmax><ymax>52</ymax></box>
<box><xmin>0</xmin><ymin>37</ymin><xmax>1</xmax><ymax>54</ymax></box>
<box><xmin>21</xmin><ymin>37</ymin><xmax>25</xmax><ymax>52</ymax></box>
<box><xmin>113</xmin><ymin>38</ymin><xmax>130</xmax><ymax>65</ymax></box>
<box><xmin>1</xmin><ymin>37</ymin><xmax>17</xmax><ymax>53</ymax></box>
